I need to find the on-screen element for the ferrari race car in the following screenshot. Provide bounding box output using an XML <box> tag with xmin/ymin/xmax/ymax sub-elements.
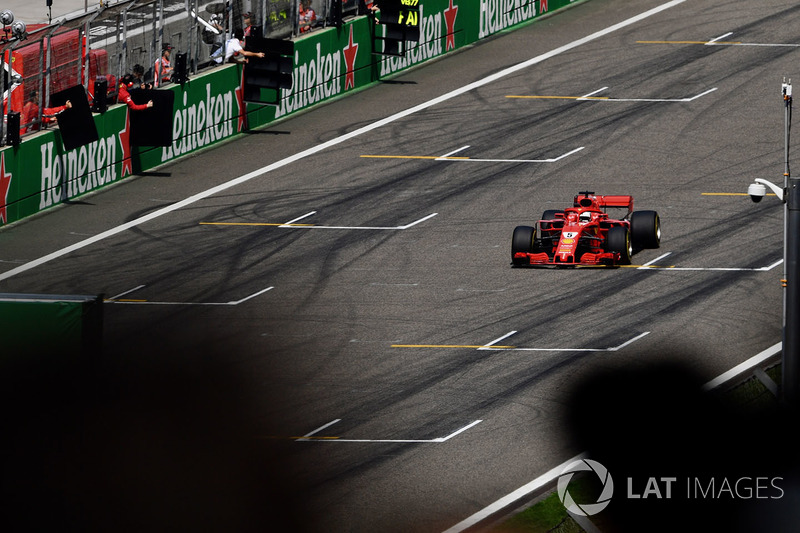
<box><xmin>511</xmin><ymin>191</ymin><xmax>661</xmax><ymax>267</ymax></box>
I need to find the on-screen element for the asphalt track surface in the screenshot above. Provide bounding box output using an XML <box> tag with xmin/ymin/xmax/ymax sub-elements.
<box><xmin>2</xmin><ymin>0</ymin><xmax>799</xmax><ymax>531</ymax></box>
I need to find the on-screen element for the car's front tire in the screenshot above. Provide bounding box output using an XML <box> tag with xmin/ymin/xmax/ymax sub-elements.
<box><xmin>512</xmin><ymin>225</ymin><xmax>536</xmax><ymax>265</ymax></box>
<box><xmin>607</xmin><ymin>226</ymin><xmax>632</xmax><ymax>265</ymax></box>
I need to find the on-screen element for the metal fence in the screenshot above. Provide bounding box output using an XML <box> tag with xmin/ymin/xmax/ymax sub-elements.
<box><xmin>1</xmin><ymin>0</ymin><xmax>364</xmax><ymax>142</ymax></box>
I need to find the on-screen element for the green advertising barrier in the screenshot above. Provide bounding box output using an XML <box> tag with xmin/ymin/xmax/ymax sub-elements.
<box><xmin>0</xmin><ymin>0</ymin><xmax>577</xmax><ymax>228</ymax></box>
<box><xmin>0</xmin><ymin>293</ymin><xmax>103</xmax><ymax>360</ymax></box>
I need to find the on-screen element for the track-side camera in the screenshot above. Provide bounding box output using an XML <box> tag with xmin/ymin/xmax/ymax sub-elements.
<box><xmin>748</xmin><ymin>178</ymin><xmax>784</xmax><ymax>203</ymax></box>
<box><xmin>748</xmin><ymin>182</ymin><xmax>766</xmax><ymax>203</ymax></box>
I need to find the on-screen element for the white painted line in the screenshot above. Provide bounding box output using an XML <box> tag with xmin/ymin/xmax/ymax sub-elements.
<box><xmin>577</xmin><ymin>86</ymin><xmax>609</xmax><ymax>99</ymax></box>
<box><xmin>304</xmin><ymin>419</ymin><xmax>342</xmax><ymax>436</ymax></box>
<box><xmin>0</xmin><ymin>0</ymin><xmax>687</xmax><ymax>282</ymax></box>
<box><xmin>337</xmin><ymin>438</ymin><xmax>429</xmax><ymax>443</ymax></box>
<box><xmin>653</xmin><ymin>266</ymin><xmax>779</xmax><ymax>272</ymax></box>
<box><xmin>280</xmin><ymin>211</ymin><xmax>317</xmax><ymax>227</ymax></box>
<box><xmin>107</xmin><ymin>286</ymin><xmax>274</xmax><ymax>306</ymax></box>
<box><xmin>329</xmin><ymin>438</ymin><xmax>436</xmax><ymax>443</ymax></box>
<box><xmin>228</xmin><ymin>286</ymin><xmax>274</xmax><ymax>305</ymax></box>
<box><xmin>760</xmin><ymin>259</ymin><xmax>784</xmax><ymax>272</ymax></box>
<box><xmin>295</xmin><ymin>418</ymin><xmax>342</xmax><ymax>441</ymax></box>
<box><xmin>547</xmin><ymin>146</ymin><xmax>586</xmax><ymax>162</ymax></box>
<box><xmin>439</xmin><ymin>146</ymin><xmax>584</xmax><ymax>163</ymax></box>
<box><xmin>398</xmin><ymin>213</ymin><xmax>439</xmax><ymax>229</ymax></box>
<box><xmin>702</xmin><ymin>342</ymin><xmax>782</xmax><ymax>391</ymax></box>
<box><xmin>435</xmin><ymin>420</ymin><xmax>484</xmax><ymax>442</ymax></box>
<box><xmin>437</xmin><ymin>145</ymin><xmax>471</xmax><ymax>159</ymax></box>
<box><xmin>507</xmin><ymin>346</ymin><xmax>608</xmax><ymax>352</ymax></box>
<box><xmin>598</xmin><ymin>87</ymin><xmax>717</xmax><ymax>103</ymax></box>
<box><xmin>715</xmin><ymin>42</ymin><xmax>800</xmax><ymax>48</ymax></box>
<box><xmin>683</xmin><ymin>88</ymin><xmax>718</xmax><ymax>102</ymax></box>
<box><xmin>634</xmin><ymin>259</ymin><xmax>783</xmax><ymax>271</ymax></box>
<box><xmin>275</xmin><ymin>213</ymin><xmax>438</xmax><ymax>231</ymax></box>
<box><xmin>441</xmin><ymin>452</ymin><xmax>589</xmax><ymax>533</ymax></box>
<box><xmin>706</xmin><ymin>32</ymin><xmax>733</xmax><ymax>45</ymax></box>
<box><xmin>638</xmin><ymin>252</ymin><xmax>672</xmax><ymax>269</ymax></box>
<box><xmin>302</xmin><ymin>420</ymin><xmax>483</xmax><ymax>444</ymax></box>
<box><xmin>456</xmin><ymin>288</ymin><xmax>507</xmax><ymax>293</ymax></box>
<box><xmin>296</xmin><ymin>225</ymin><xmax>400</xmax><ymax>230</ymax></box>
<box><xmin>608</xmin><ymin>331</ymin><xmax>650</xmax><ymax>351</ymax></box>
<box><xmin>444</xmin><ymin>339</ymin><xmax>782</xmax><ymax>533</ymax></box>
<box><xmin>108</xmin><ymin>284</ymin><xmax>146</xmax><ymax>300</ymax></box>
<box><xmin>478</xmin><ymin>331</ymin><xmax>518</xmax><ymax>350</ymax></box>
<box><xmin>480</xmin><ymin>332</ymin><xmax>648</xmax><ymax>353</ymax></box>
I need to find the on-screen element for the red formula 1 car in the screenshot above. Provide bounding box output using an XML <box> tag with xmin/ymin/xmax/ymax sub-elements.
<box><xmin>511</xmin><ymin>191</ymin><xmax>661</xmax><ymax>267</ymax></box>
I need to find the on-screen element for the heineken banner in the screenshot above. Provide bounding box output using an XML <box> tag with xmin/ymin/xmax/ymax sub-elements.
<box><xmin>0</xmin><ymin>0</ymin><xmax>577</xmax><ymax>228</ymax></box>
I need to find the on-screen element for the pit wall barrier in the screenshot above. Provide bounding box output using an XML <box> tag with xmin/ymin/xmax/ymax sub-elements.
<box><xmin>0</xmin><ymin>294</ymin><xmax>103</xmax><ymax>359</ymax></box>
<box><xmin>0</xmin><ymin>0</ymin><xmax>577</xmax><ymax>228</ymax></box>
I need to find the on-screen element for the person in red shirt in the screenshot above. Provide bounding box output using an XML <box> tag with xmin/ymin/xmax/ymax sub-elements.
<box><xmin>20</xmin><ymin>92</ymin><xmax>40</xmax><ymax>134</ymax></box>
<box><xmin>43</xmin><ymin>101</ymin><xmax>72</xmax><ymax>121</ymax></box>
<box><xmin>118</xmin><ymin>75</ymin><xmax>154</xmax><ymax>111</ymax></box>
<box><xmin>299</xmin><ymin>0</ymin><xmax>316</xmax><ymax>33</ymax></box>
<box><xmin>154</xmin><ymin>43</ymin><xmax>174</xmax><ymax>87</ymax></box>
<box><xmin>243</xmin><ymin>11</ymin><xmax>254</xmax><ymax>40</ymax></box>
<box><xmin>20</xmin><ymin>91</ymin><xmax>72</xmax><ymax>134</ymax></box>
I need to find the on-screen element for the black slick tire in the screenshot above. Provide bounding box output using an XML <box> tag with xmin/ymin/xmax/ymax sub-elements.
<box><xmin>512</xmin><ymin>225</ymin><xmax>536</xmax><ymax>266</ymax></box>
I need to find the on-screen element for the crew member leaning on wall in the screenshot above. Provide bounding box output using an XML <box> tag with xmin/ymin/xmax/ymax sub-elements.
<box><xmin>0</xmin><ymin>0</ymin><xmax>575</xmax><ymax>228</ymax></box>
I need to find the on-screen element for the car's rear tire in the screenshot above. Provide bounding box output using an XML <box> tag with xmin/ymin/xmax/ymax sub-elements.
<box><xmin>631</xmin><ymin>210</ymin><xmax>661</xmax><ymax>249</ymax></box>
<box><xmin>512</xmin><ymin>225</ymin><xmax>536</xmax><ymax>265</ymax></box>
<box><xmin>607</xmin><ymin>226</ymin><xmax>632</xmax><ymax>265</ymax></box>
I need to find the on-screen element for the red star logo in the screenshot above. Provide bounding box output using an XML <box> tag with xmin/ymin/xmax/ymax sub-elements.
<box><xmin>343</xmin><ymin>25</ymin><xmax>359</xmax><ymax>91</ymax></box>
<box><xmin>444</xmin><ymin>0</ymin><xmax>459</xmax><ymax>51</ymax></box>
<box><xmin>119</xmin><ymin>110</ymin><xmax>133</xmax><ymax>177</ymax></box>
<box><xmin>236</xmin><ymin>67</ymin><xmax>247</xmax><ymax>131</ymax></box>
<box><xmin>540</xmin><ymin>0</ymin><xmax>548</xmax><ymax>13</ymax></box>
<box><xmin>0</xmin><ymin>153</ymin><xmax>12</xmax><ymax>225</ymax></box>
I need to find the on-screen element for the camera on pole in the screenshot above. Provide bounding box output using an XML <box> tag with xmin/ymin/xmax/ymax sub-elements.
<box><xmin>747</xmin><ymin>78</ymin><xmax>800</xmax><ymax>407</ymax></box>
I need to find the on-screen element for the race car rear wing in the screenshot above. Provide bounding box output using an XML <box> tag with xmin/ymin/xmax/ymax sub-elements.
<box><xmin>573</xmin><ymin>192</ymin><xmax>634</xmax><ymax>217</ymax></box>
<box><xmin>597</xmin><ymin>195</ymin><xmax>634</xmax><ymax>213</ymax></box>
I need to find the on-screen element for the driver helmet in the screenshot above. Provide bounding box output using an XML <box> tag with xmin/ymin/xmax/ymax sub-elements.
<box><xmin>579</xmin><ymin>211</ymin><xmax>592</xmax><ymax>224</ymax></box>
